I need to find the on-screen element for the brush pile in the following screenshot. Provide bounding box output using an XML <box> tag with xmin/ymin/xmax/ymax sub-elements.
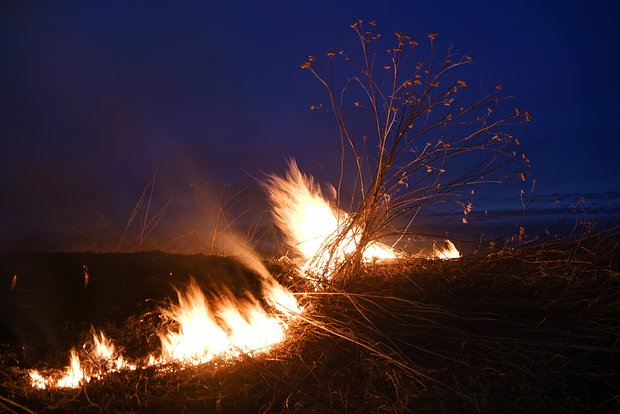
<box><xmin>1</xmin><ymin>227</ymin><xmax>619</xmax><ymax>413</ymax></box>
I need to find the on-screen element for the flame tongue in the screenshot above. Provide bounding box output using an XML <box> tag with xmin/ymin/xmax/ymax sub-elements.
<box><xmin>266</xmin><ymin>160</ymin><xmax>398</xmax><ymax>277</ymax></box>
<box><xmin>29</xmin><ymin>331</ymin><xmax>134</xmax><ymax>389</ymax></box>
<box><xmin>157</xmin><ymin>278</ymin><xmax>295</xmax><ymax>366</ymax></box>
<box><xmin>262</xmin><ymin>281</ymin><xmax>302</xmax><ymax>315</ymax></box>
<box><xmin>158</xmin><ymin>281</ymin><xmax>234</xmax><ymax>364</ymax></box>
<box><xmin>218</xmin><ymin>295</ymin><xmax>286</xmax><ymax>352</ymax></box>
<box><xmin>265</xmin><ymin>159</ymin><xmax>342</xmax><ymax>260</ymax></box>
<box><xmin>433</xmin><ymin>239</ymin><xmax>461</xmax><ymax>259</ymax></box>
<box><xmin>29</xmin><ymin>349</ymin><xmax>88</xmax><ymax>390</ymax></box>
<box><xmin>56</xmin><ymin>349</ymin><xmax>87</xmax><ymax>388</ymax></box>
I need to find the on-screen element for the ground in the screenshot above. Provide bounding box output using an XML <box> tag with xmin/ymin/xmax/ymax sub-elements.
<box><xmin>1</xmin><ymin>228</ymin><xmax>619</xmax><ymax>413</ymax></box>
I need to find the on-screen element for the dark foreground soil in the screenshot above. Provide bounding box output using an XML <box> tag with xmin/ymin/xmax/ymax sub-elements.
<box><xmin>1</xmin><ymin>228</ymin><xmax>619</xmax><ymax>413</ymax></box>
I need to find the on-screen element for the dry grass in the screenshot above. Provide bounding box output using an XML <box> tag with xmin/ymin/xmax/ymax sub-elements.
<box><xmin>0</xmin><ymin>227</ymin><xmax>619</xmax><ymax>413</ymax></box>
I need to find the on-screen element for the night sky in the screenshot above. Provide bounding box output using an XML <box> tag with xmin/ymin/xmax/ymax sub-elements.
<box><xmin>1</xmin><ymin>1</ymin><xmax>619</xmax><ymax>251</ymax></box>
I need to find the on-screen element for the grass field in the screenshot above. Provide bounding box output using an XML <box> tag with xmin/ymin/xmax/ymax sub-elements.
<box><xmin>1</xmin><ymin>227</ymin><xmax>619</xmax><ymax>413</ymax></box>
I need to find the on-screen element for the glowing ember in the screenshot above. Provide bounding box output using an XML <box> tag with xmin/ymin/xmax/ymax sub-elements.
<box><xmin>433</xmin><ymin>239</ymin><xmax>461</xmax><ymax>259</ymax></box>
<box><xmin>265</xmin><ymin>159</ymin><xmax>398</xmax><ymax>277</ymax></box>
<box><xmin>156</xmin><ymin>278</ymin><xmax>294</xmax><ymax>366</ymax></box>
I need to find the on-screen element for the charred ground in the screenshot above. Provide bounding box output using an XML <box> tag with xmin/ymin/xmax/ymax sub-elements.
<box><xmin>1</xmin><ymin>228</ymin><xmax>619</xmax><ymax>413</ymax></box>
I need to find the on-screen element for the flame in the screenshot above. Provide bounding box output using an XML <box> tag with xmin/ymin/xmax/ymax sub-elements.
<box><xmin>29</xmin><ymin>271</ymin><xmax>300</xmax><ymax>389</ymax></box>
<box><xmin>92</xmin><ymin>331</ymin><xmax>116</xmax><ymax>361</ymax></box>
<box><xmin>29</xmin><ymin>349</ymin><xmax>90</xmax><ymax>389</ymax></box>
<box><xmin>29</xmin><ymin>349</ymin><xmax>87</xmax><ymax>390</ymax></box>
<box><xmin>262</xmin><ymin>280</ymin><xmax>302</xmax><ymax>315</ymax></box>
<box><xmin>218</xmin><ymin>295</ymin><xmax>286</xmax><ymax>352</ymax></box>
<box><xmin>27</xmin><ymin>276</ymin><xmax>298</xmax><ymax>387</ymax></box>
<box><xmin>433</xmin><ymin>239</ymin><xmax>461</xmax><ymax>259</ymax></box>
<box><xmin>91</xmin><ymin>331</ymin><xmax>134</xmax><ymax>371</ymax></box>
<box><xmin>265</xmin><ymin>160</ymin><xmax>398</xmax><ymax>277</ymax></box>
<box><xmin>56</xmin><ymin>349</ymin><xmax>88</xmax><ymax>388</ymax></box>
<box><xmin>28</xmin><ymin>331</ymin><xmax>133</xmax><ymax>389</ymax></box>
<box><xmin>158</xmin><ymin>281</ymin><xmax>231</xmax><ymax>364</ymax></box>
<box><xmin>29</xmin><ymin>370</ymin><xmax>48</xmax><ymax>390</ymax></box>
<box><xmin>156</xmin><ymin>278</ymin><xmax>295</xmax><ymax>366</ymax></box>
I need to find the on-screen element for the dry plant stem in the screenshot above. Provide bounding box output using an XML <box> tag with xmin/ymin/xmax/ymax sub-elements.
<box><xmin>96</xmin><ymin>167</ymin><xmax>174</xmax><ymax>252</ymax></box>
<box><xmin>303</xmin><ymin>20</ymin><xmax>530</xmax><ymax>278</ymax></box>
<box><xmin>0</xmin><ymin>395</ymin><xmax>37</xmax><ymax>414</ymax></box>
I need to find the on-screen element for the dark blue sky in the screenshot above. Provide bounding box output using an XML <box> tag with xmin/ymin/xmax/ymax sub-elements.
<box><xmin>1</xmin><ymin>1</ymin><xmax>619</xmax><ymax>250</ymax></box>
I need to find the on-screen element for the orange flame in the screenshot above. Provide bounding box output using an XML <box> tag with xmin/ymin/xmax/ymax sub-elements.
<box><xmin>30</xmin><ymin>349</ymin><xmax>88</xmax><ymax>390</ymax></box>
<box><xmin>91</xmin><ymin>331</ymin><xmax>134</xmax><ymax>371</ymax></box>
<box><xmin>432</xmin><ymin>239</ymin><xmax>461</xmax><ymax>259</ymax></box>
<box><xmin>29</xmin><ymin>273</ymin><xmax>299</xmax><ymax>389</ymax></box>
<box><xmin>56</xmin><ymin>349</ymin><xmax>87</xmax><ymax>388</ymax></box>
<box><xmin>28</xmin><ymin>331</ymin><xmax>133</xmax><ymax>389</ymax></box>
<box><xmin>157</xmin><ymin>281</ymin><xmax>232</xmax><ymax>364</ymax></box>
<box><xmin>262</xmin><ymin>280</ymin><xmax>302</xmax><ymax>315</ymax></box>
<box><xmin>265</xmin><ymin>160</ymin><xmax>398</xmax><ymax>277</ymax></box>
<box><xmin>156</xmin><ymin>279</ymin><xmax>294</xmax><ymax>366</ymax></box>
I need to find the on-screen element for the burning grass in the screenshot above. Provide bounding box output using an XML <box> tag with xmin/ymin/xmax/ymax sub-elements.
<box><xmin>1</xmin><ymin>227</ymin><xmax>619</xmax><ymax>412</ymax></box>
<box><xmin>265</xmin><ymin>159</ymin><xmax>400</xmax><ymax>279</ymax></box>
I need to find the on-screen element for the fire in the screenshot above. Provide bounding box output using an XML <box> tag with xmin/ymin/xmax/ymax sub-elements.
<box><xmin>157</xmin><ymin>280</ymin><xmax>232</xmax><ymax>364</ymax></box>
<box><xmin>29</xmin><ymin>370</ymin><xmax>48</xmax><ymax>390</ymax></box>
<box><xmin>56</xmin><ymin>349</ymin><xmax>87</xmax><ymax>388</ymax></box>
<box><xmin>265</xmin><ymin>160</ymin><xmax>398</xmax><ymax>277</ymax></box>
<box><xmin>217</xmin><ymin>295</ymin><xmax>286</xmax><ymax>352</ymax></box>
<box><xmin>262</xmin><ymin>280</ymin><xmax>302</xmax><ymax>315</ymax></box>
<box><xmin>30</xmin><ymin>349</ymin><xmax>87</xmax><ymax>390</ymax></box>
<box><xmin>91</xmin><ymin>331</ymin><xmax>133</xmax><ymax>371</ymax></box>
<box><xmin>28</xmin><ymin>261</ymin><xmax>300</xmax><ymax>390</ymax></box>
<box><xmin>433</xmin><ymin>239</ymin><xmax>461</xmax><ymax>259</ymax></box>
<box><xmin>156</xmin><ymin>279</ymin><xmax>293</xmax><ymax>365</ymax></box>
<box><xmin>28</xmin><ymin>331</ymin><xmax>133</xmax><ymax>389</ymax></box>
<box><xmin>25</xmin><ymin>159</ymin><xmax>465</xmax><ymax>392</ymax></box>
